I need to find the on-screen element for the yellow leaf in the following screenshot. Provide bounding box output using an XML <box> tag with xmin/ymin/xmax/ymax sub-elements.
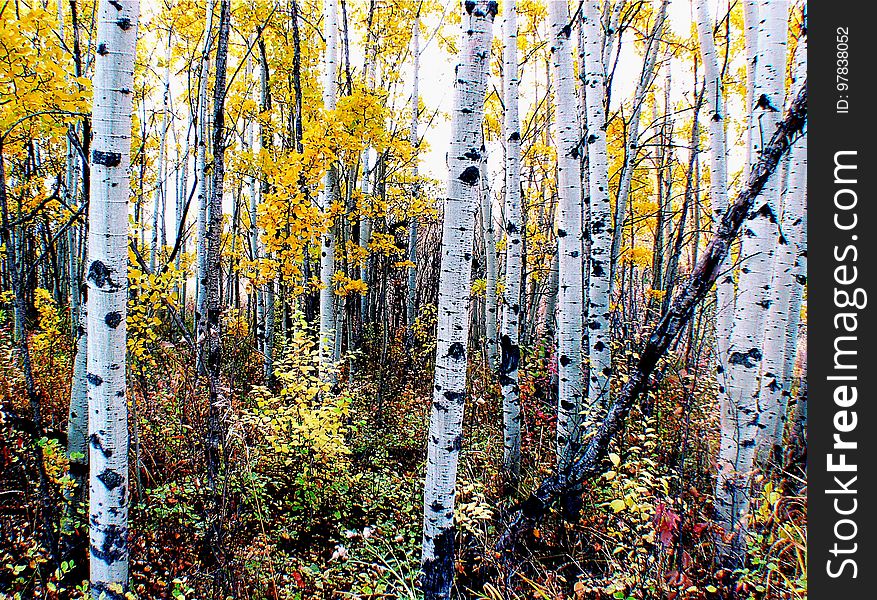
<box><xmin>609</xmin><ymin>453</ymin><xmax>621</xmax><ymax>467</ymax></box>
<box><xmin>609</xmin><ymin>499</ymin><xmax>625</xmax><ymax>513</ymax></box>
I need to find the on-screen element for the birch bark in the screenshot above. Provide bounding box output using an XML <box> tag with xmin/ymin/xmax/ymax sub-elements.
<box><xmin>581</xmin><ymin>0</ymin><xmax>612</xmax><ymax>412</ymax></box>
<box><xmin>694</xmin><ymin>0</ymin><xmax>734</xmax><ymax>404</ymax></box>
<box><xmin>714</xmin><ymin>0</ymin><xmax>789</xmax><ymax>565</ymax></box>
<box><xmin>86</xmin><ymin>1</ymin><xmax>139</xmax><ymax>595</ymax></box>
<box><xmin>421</xmin><ymin>2</ymin><xmax>496</xmax><ymax>597</ymax></box>
<box><xmin>500</xmin><ymin>0</ymin><xmax>522</xmax><ymax>488</ymax></box>
<box><xmin>756</xmin><ymin>33</ymin><xmax>807</xmax><ymax>462</ymax></box>
<box><xmin>549</xmin><ymin>0</ymin><xmax>584</xmax><ymax>475</ymax></box>
<box><xmin>319</xmin><ymin>0</ymin><xmax>339</xmax><ymax>368</ymax></box>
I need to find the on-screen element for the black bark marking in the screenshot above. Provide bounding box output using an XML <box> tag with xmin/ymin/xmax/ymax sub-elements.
<box><xmin>463</xmin><ymin>149</ymin><xmax>482</xmax><ymax>161</ymax></box>
<box><xmin>557</xmin><ymin>229</ymin><xmax>567</xmax><ymax>238</ymax></box>
<box><xmin>499</xmin><ymin>334</ymin><xmax>520</xmax><ymax>375</ymax></box>
<box><xmin>92</xmin><ymin>150</ymin><xmax>121</xmax><ymax>167</ymax></box>
<box><xmin>447</xmin><ymin>342</ymin><xmax>466</xmax><ymax>360</ymax></box>
<box><xmin>91</xmin><ymin>524</ymin><xmax>128</xmax><ymax>566</ymax></box>
<box><xmin>486</xmin><ymin>1</ymin><xmax>498</xmax><ymax>17</ymax></box>
<box><xmin>89</xmin><ymin>433</ymin><xmax>113</xmax><ymax>458</ymax></box>
<box><xmin>728</xmin><ymin>347</ymin><xmax>763</xmax><ymax>368</ymax></box>
<box><xmin>421</xmin><ymin>526</ymin><xmax>455</xmax><ymax>598</ymax></box>
<box><xmin>509</xmin><ymin>131</ymin><xmax>521</xmax><ymax>142</ymax></box>
<box><xmin>109</xmin><ymin>0</ymin><xmax>123</xmax><ymax>9</ymax></box>
<box><xmin>97</xmin><ymin>43</ymin><xmax>109</xmax><ymax>56</ymax></box>
<box><xmin>98</xmin><ymin>469</ymin><xmax>124</xmax><ymax>490</ymax></box>
<box><xmin>87</xmin><ymin>373</ymin><xmax>104</xmax><ymax>386</ymax></box>
<box><xmin>458</xmin><ymin>165</ymin><xmax>481</xmax><ymax>185</ymax></box>
<box><xmin>116</xmin><ymin>17</ymin><xmax>132</xmax><ymax>30</ymax></box>
<box><xmin>559</xmin><ymin>354</ymin><xmax>571</xmax><ymax>367</ymax></box>
<box><xmin>594</xmin><ymin>341</ymin><xmax>605</xmax><ymax>352</ymax></box>
<box><xmin>506</xmin><ymin>221</ymin><xmax>519</xmax><ymax>234</ymax></box>
<box><xmin>464</xmin><ymin>0</ymin><xmax>476</xmax><ymax>14</ymax></box>
<box><xmin>104</xmin><ymin>311</ymin><xmax>123</xmax><ymax>328</ymax></box>
<box><xmin>443</xmin><ymin>390</ymin><xmax>465</xmax><ymax>405</ymax></box>
<box><xmin>87</xmin><ymin>260</ymin><xmax>118</xmax><ymax>290</ymax></box>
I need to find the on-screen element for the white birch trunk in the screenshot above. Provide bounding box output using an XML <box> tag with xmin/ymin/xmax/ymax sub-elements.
<box><xmin>150</xmin><ymin>45</ymin><xmax>170</xmax><ymax>273</ymax></box>
<box><xmin>195</xmin><ymin>0</ymin><xmax>216</xmax><ymax>330</ymax></box>
<box><xmin>407</xmin><ymin>15</ymin><xmax>420</xmax><ymax>331</ymax></box>
<box><xmin>86</xmin><ymin>1</ymin><xmax>139</xmax><ymax>595</ymax></box>
<box><xmin>582</xmin><ymin>0</ymin><xmax>612</xmax><ymax>412</ymax></box>
<box><xmin>550</xmin><ymin>0</ymin><xmax>584</xmax><ymax>475</ymax></box>
<box><xmin>756</xmin><ymin>34</ymin><xmax>807</xmax><ymax>462</ymax></box>
<box><xmin>500</xmin><ymin>0</ymin><xmax>522</xmax><ymax>487</ymax></box>
<box><xmin>421</xmin><ymin>2</ymin><xmax>496</xmax><ymax>597</ymax></box>
<box><xmin>714</xmin><ymin>0</ymin><xmax>789</xmax><ymax>564</ymax></box>
<box><xmin>480</xmin><ymin>157</ymin><xmax>498</xmax><ymax>366</ymax></box>
<box><xmin>694</xmin><ymin>0</ymin><xmax>735</xmax><ymax>439</ymax></box>
<box><xmin>319</xmin><ymin>0</ymin><xmax>339</xmax><ymax>368</ymax></box>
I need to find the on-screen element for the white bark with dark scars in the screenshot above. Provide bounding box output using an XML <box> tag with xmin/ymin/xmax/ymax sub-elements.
<box><xmin>549</xmin><ymin>0</ymin><xmax>584</xmax><ymax>474</ymax></box>
<box><xmin>86</xmin><ymin>1</ymin><xmax>139</xmax><ymax>596</ymax></box>
<box><xmin>319</xmin><ymin>0</ymin><xmax>339</xmax><ymax>369</ymax></box>
<box><xmin>756</xmin><ymin>33</ymin><xmax>807</xmax><ymax>462</ymax></box>
<box><xmin>421</xmin><ymin>2</ymin><xmax>496</xmax><ymax>598</ymax></box>
<box><xmin>582</xmin><ymin>0</ymin><xmax>612</xmax><ymax>414</ymax></box>
<box><xmin>500</xmin><ymin>0</ymin><xmax>522</xmax><ymax>487</ymax></box>
<box><xmin>714</xmin><ymin>0</ymin><xmax>789</xmax><ymax>564</ymax></box>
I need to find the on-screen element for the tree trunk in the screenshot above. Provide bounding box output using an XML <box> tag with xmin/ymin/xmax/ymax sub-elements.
<box><xmin>756</xmin><ymin>32</ymin><xmax>807</xmax><ymax>463</ymax></box>
<box><xmin>406</xmin><ymin>14</ymin><xmax>420</xmax><ymax>332</ymax></box>
<box><xmin>694</xmin><ymin>0</ymin><xmax>735</xmax><ymax>421</ymax></box>
<box><xmin>714</xmin><ymin>0</ymin><xmax>788</xmax><ymax>566</ymax></box>
<box><xmin>319</xmin><ymin>0</ymin><xmax>339</xmax><ymax>370</ymax></box>
<box><xmin>85</xmin><ymin>1</ymin><xmax>139</xmax><ymax>595</ymax></box>
<box><xmin>203</xmin><ymin>0</ymin><xmax>231</xmax><ymax>491</ymax></box>
<box><xmin>421</xmin><ymin>2</ymin><xmax>496</xmax><ymax>598</ymax></box>
<box><xmin>500</xmin><ymin>0</ymin><xmax>522</xmax><ymax>489</ymax></box>
<box><xmin>549</xmin><ymin>0</ymin><xmax>584</xmax><ymax>475</ymax></box>
<box><xmin>195</xmin><ymin>0</ymin><xmax>216</xmax><ymax>343</ymax></box>
<box><xmin>581</xmin><ymin>0</ymin><xmax>612</xmax><ymax>412</ymax></box>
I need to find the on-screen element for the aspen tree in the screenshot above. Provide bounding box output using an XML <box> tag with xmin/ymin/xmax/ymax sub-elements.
<box><xmin>581</xmin><ymin>0</ymin><xmax>612</xmax><ymax>411</ymax></box>
<box><xmin>319</xmin><ymin>0</ymin><xmax>339</xmax><ymax>368</ymax></box>
<box><xmin>756</xmin><ymin>31</ymin><xmax>807</xmax><ymax>462</ymax></box>
<box><xmin>86</xmin><ymin>0</ymin><xmax>139</xmax><ymax>595</ymax></box>
<box><xmin>694</xmin><ymin>0</ymin><xmax>734</xmax><ymax>405</ymax></box>
<box><xmin>421</xmin><ymin>2</ymin><xmax>496</xmax><ymax>597</ymax></box>
<box><xmin>406</xmin><ymin>14</ymin><xmax>420</xmax><ymax>331</ymax></box>
<box><xmin>714</xmin><ymin>0</ymin><xmax>789</xmax><ymax>565</ymax></box>
<box><xmin>549</xmin><ymin>0</ymin><xmax>584</xmax><ymax>474</ymax></box>
<box><xmin>195</xmin><ymin>0</ymin><xmax>216</xmax><ymax>337</ymax></box>
<box><xmin>500</xmin><ymin>0</ymin><xmax>522</xmax><ymax>488</ymax></box>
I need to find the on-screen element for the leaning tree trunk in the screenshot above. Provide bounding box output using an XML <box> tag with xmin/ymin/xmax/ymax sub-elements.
<box><xmin>549</xmin><ymin>0</ymin><xmax>584</xmax><ymax>475</ymax></box>
<box><xmin>581</xmin><ymin>0</ymin><xmax>612</xmax><ymax>412</ymax></box>
<box><xmin>86</xmin><ymin>1</ymin><xmax>139</xmax><ymax>596</ymax></box>
<box><xmin>319</xmin><ymin>0</ymin><xmax>339</xmax><ymax>369</ymax></box>
<box><xmin>406</xmin><ymin>14</ymin><xmax>420</xmax><ymax>332</ymax></box>
<box><xmin>421</xmin><ymin>2</ymin><xmax>496</xmax><ymax>598</ymax></box>
<box><xmin>497</xmin><ymin>81</ymin><xmax>807</xmax><ymax>557</ymax></box>
<box><xmin>714</xmin><ymin>0</ymin><xmax>788</xmax><ymax>566</ymax></box>
<box><xmin>756</xmin><ymin>31</ymin><xmax>807</xmax><ymax>463</ymax></box>
<box><xmin>500</xmin><ymin>0</ymin><xmax>523</xmax><ymax>489</ymax></box>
